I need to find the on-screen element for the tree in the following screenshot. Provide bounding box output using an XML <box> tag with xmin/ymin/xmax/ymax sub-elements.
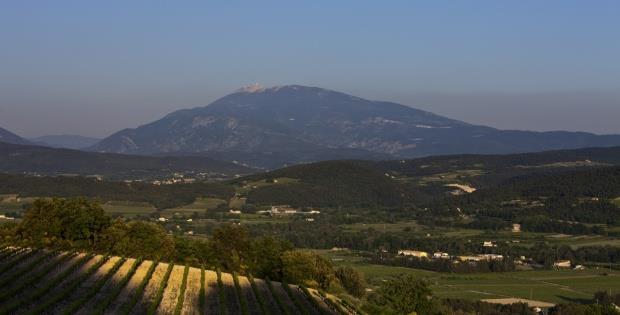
<box><xmin>248</xmin><ymin>236</ymin><xmax>292</xmax><ymax>280</ymax></box>
<box><xmin>98</xmin><ymin>220</ymin><xmax>175</xmax><ymax>260</ymax></box>
<box><xmin>364</xmin><ymin>275</ymin><xmax>440</xmax><ymax>315</ymax></box>
<box><xmin>209</xmin><ymin>224</ymin><xmax>251</xmax><ymax>272</ymax></box>
<box><xmin>335</xmin><ymin>266</ymin><xmax>367</xmax><ymax>297</ymax></box>
<box><xmin>18</xmin><ymin>198</ymin><xmax>110</xmax><ymax>248</ymax></box>
<box><xmin>281</xmin><ymin>250</ymin><xmax>336</xmax><ymax>290</ymax></box>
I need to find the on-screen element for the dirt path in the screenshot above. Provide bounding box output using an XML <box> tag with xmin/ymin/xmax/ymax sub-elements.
<box><xmin>105</xmin><ymin>260</ymin><xmax>153</xmax><ymax>315</ymax></box>
<box><xmin>131</xmin><ymin>262</ymin><xmax>170</xmax><ymax>315</ymax></box>
<box><xmin>156</xmin><ymin>264</ymin><xmax>185</xmax><ymax>315</ymax></box>
<box><xmin>76</xmin><ymin>258</ymin><xmax>136</xmax><ymax>315</ymax></box>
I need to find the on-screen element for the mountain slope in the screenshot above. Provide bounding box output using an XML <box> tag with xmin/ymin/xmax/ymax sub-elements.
<box><xmin>90</xmin><ymin>85</ymin><xmax>620</xmax><ymax>168</ymax></box>
<box><xmin>0</xmin><ymin>142</ymin><xmax>253</xmax><ymax>179</ymax></box>
<box><xmin>0</xmin><ymin>127</ymin><xmax>30</xmax><ymax>145</ymax></box>
<box><xmin>30</xmin><ymin>134</ymin><xmax>100</xmax><ymax>149</ymax></box>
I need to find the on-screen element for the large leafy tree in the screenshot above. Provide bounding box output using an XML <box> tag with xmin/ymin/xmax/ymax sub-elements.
<box><xmin>335</xmin><ymin>266</ymin><xmax>367</xmax><ymax>297</ymax></box>
<box><xmin>98</xmin><ymin>220</ymin><xmax>175</xmax><ymax>260</ymax></box>
<box><xmin>281</xmin><ymin>250</ymin><xmax>336</xmax><ymax>289</ymax></box>
<box><xmin>364</xmin><ymin>275</ymin><xmax>440</xmax><ymax>315</ymax></box>
<box><xmin>18</xmin><ymin>198</ymin><xmax>110</xmax><ymax>248</ymax></box>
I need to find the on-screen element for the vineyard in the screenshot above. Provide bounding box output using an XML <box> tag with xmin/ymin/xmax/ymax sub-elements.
<box><xmin>0</xmin><ymin>246</ymin><xmax>352</xmax><ymax>315</ymax></box>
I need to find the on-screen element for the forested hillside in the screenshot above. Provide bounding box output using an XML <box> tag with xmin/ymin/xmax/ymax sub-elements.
<box><xmin>0</xmin><ymin>174</ymin><xmax>234</xmax><ymax>209</ymax></box>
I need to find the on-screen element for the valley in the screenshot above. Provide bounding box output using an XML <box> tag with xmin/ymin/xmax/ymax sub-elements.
<box><xmin>2</xmin><ymin>146</ymin><xmax>620</xmax><ymax>313</ymax></box>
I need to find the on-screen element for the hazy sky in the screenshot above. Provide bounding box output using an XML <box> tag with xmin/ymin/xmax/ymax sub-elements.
<box><xmin>1</xmin><ymin>1</ymin><xmax>619</xmax><ymax>138</ymax></box>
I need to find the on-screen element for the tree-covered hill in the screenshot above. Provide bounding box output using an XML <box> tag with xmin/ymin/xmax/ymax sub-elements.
<box><xmin>239</xmin><ymin>160</ymin><xmax>411</xmax><ymax>207</ymax></box>
<box><xmin>0</xmin><ymin>173</ymin><xmax>234</xmax><ymax>209</ymax></box>
<box><xmin>0</xmin><ymin>142</ymin><xmax>254</xmax><ymax>179</ymax></box>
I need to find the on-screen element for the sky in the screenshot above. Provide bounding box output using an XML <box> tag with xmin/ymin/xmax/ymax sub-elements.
<box><xmin>1</xmin><ymin>1</ymin><xmax>619</xmax><ymax>138</ymax></box>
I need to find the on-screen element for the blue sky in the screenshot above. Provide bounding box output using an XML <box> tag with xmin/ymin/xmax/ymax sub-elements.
<box><xmin>1</xmin><ymin>1</ymin><xmax>619</xmax><ymax>137</ymax></box>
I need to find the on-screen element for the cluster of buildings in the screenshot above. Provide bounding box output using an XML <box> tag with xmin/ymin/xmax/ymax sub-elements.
<box><xmin>152</xmin><ymin>174</ymin><xmax>197</xmax><ymax>185</ymax></box>
<box><xmin>256</xmin><ymin>205</ymin><xmax>321</xmax><ymax>216</ymax></box>
<box><xmin>397</xmin><ymin>250</ymin><xmax>505</xmax><ymax>262</ymax></box>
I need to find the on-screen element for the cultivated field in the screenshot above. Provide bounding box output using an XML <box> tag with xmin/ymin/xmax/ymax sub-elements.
<box><xmin>0</xmin><ymin>246</ymin><xmax>343</xmax><ymax>315</ymax></box>
<box><xmin>320</xmin><ymin>249</ymin><xmax>620</xmax><ymax>305</ymax></box>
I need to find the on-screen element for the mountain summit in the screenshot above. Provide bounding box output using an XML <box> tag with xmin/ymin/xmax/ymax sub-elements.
<box><xmin>90</xmin><ymin>85</ymin><xmax>620</xmax><ymax>168</ymax></box>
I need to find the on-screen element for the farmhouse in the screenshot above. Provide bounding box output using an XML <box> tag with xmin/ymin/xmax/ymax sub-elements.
<box><xmin>457</xmin><ymin>254</ymin><xmax>503</xmax><ymax>262</ymax></box>
<box><xmin>512</xmin><ymin>223</ymin><xmax>521</xmax><ymax>233</ymax></box>
<box><xmin>553</xmin><ymin>260</ymin><xmax>571</xmax><ymax>268</ymax></box>
<box><xmin>433</xmin><ymin>252</ymin><xmax>450</xmax><ymax>259</ymax></box>
<box><xmin>398</xmin><ymin>250</ymin><xmax>429</xmax><ymax>258</ymax></box>
<box><xmin>0</xmin><ymin>214</ymin><xmax>14</xmax><ymax>220</ymax></box>
<box><xmin>260</xmin><ymin>205</ymin><xmax>298</xmax><ymax>215</ymax></box>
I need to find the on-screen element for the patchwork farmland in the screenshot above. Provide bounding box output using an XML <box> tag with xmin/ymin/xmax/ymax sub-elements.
<box><xmin>0</xmin><ymin>246</ymin><xmax>346</xmax><ymax>315</ymax></box>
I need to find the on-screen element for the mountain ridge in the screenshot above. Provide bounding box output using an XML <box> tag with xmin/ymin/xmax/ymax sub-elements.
<box><xmin>0</xmin><ymin>127</ymin><xmax>31</xmax><ymax>146</ymax></box>
<box><xmin>89</xmin><ymin>85</ymin><xmax>620</xmax><ymax>168</ymax></box>
<box><xmin>0</xmin><ymin>141</ymin><xmax>254</xmax><ymax>179</ymax></box>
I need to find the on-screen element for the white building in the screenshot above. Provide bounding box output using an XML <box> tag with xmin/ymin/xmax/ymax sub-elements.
<box><xmin>554</xmin><ymin>260</ymin><xmax>571</xmax><ymax>268</ymax></box>
<box><xmin>398</xmin><ymin>250</ymin><xmax>429</xmax><ymax>258</ymax></box>
<box><xmin>433</xmin><ymin>252</ymin><xmax>450</xmax><ymax>259</ymax></box>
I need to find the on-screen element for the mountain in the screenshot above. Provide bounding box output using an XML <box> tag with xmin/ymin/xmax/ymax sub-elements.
<box><xmin>30</xmin><ymin>134</ymin><xmax>101</xmax><ymax>149</ymax></box>
<box><xmin>0</xmin><ymin>127</ymin><xmax>30</xmax><ymax>145</ymax></box>
<box><xmin>0</xmin><ymin>142</ymin><xmax>254</xmax><ymax>179</ymax></box>
<box><xmin>90</xmin><ymin>85</ymin><xmax>620</xmax><ymax>168</ymax></box>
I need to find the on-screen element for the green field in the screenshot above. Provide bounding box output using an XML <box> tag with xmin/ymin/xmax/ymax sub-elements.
<box><xmin>161</xmin><ymin>197</ymin><xmax>226</xmax><ymax>217</ymax></box>
<box><xmin>318</xmin><ymin>250</ymin><xmax>620</xmax><ymax>304</ymax></box>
